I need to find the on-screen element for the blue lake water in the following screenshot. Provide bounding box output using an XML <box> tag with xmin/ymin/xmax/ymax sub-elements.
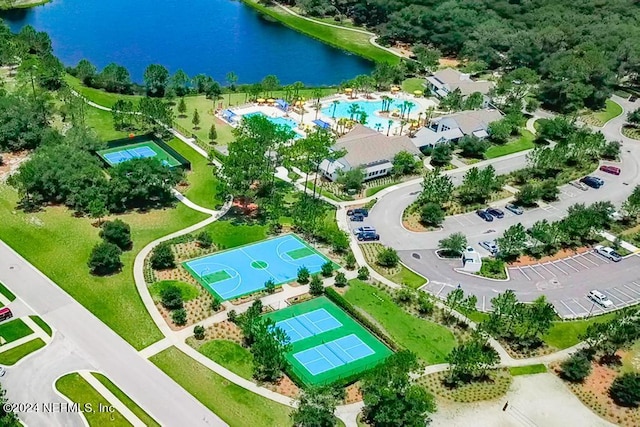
<box><xmin>0</xmin><ymin>0</ymin><xmax>373</xmax><ymax>85</ymax></box>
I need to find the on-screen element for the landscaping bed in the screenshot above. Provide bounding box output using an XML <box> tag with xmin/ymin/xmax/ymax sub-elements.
<box><xmin>475</xmin><ymin>258</ymin><xmax>507</xmax><ymax>280</ymax></box>
<box><xmin>360</xmin><ymin>243</ymin><xmax>427</xmax><ymax>288</ymax></box>
<box><xmin>579</xmin><ymin>100</ymin><xmax>623</xmax><ymax>127</ymax></box>
<box><xmin>622</xmin><ymin>125</ymin><xmax>640</xmax><ymax>140</ymax></box>
<box><xmin>417</xmin><ymin>369</ymin><xmax>512</xmax><ymax>403</ymax></box>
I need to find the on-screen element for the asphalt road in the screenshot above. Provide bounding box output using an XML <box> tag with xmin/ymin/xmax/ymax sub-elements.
<box><xmin>0</xmin><ymin>240</ymin><xmax>226</xmax><ymax>427</ymax></box>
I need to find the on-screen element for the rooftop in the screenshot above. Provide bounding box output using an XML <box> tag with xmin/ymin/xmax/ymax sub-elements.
<box><xmin>335</xmin><ymin>125</ymin><xmax>420</xmax><ymax>168</ymax></box>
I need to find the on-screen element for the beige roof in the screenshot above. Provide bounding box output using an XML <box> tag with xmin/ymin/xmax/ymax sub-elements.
<box><xmin>431</xmin><ymin>68</ymin><xmax>494</xmax><ymax>96</ymax></box>
<box><xmin>335</xmin><ymin>125</ymin><xmax>420</xmax><ymax>168</ymax></box>
<box><xmin>437</xmin><ymin>109</ymin><xmax>503</xmax><ymax>135</ymax></box>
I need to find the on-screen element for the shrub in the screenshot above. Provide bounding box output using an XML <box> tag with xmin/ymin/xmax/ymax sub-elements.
<box><xmin>417</xmin><ymin>293</ymin><xmax>434</xmax><ymax>315</ymax></box>
<box><xmin>87</xmin><ymin>242</ymin><xmax>122</xmax><ymax>275</ymax></box>
<box><xmin>211</xmin><ymin>297</ymin><xmax>221</xmax><ymax>311</ymax></box>
<box><xmin>321</xmin><ymin>261</ymin><xmax>334</xmax><ymax>277</ymax></box>
<box><xmin>196</xmin><ymin>231</ymin><xmax>213</xmax><ymax>248</ymax></box>
<box><xmin>99</xmin><ymin>219</ymin><xmax>132</xmax><ymax>250</ymax></box>
<box><xmin>344</xmin><ymin>252</ymin><xmax>356</xmax><ymax>270</ymax></box>
<box><xmin>560</xmin><ymin>352</ymin><xmax>592</xmax><ymax>383</ymax></box>
<box><xmin>160</xmin><ymin>285</ymin><xmax>183</xmax><ymax>310</ymax></box>
<box><xmin>227</xmin><ymin>310</ymin><xmax>237</xmax><ymax>323</ymax></box>
<box><xmin>171</xmin><ymin>308</ymin><xmax>187</xmax><ymax>325</ymax></box>
<box><xmin>194</xmin><ymin>325</ymin><xmax>205</xmax><ymax>340</ymax></box>
<box><xmin>331</xmin><ymin>231</ymin><xmax>350</xmax><ymax>253</ymax></box>
<box><xmin>334</xmin><ymin>272</ymin><xmax>347</xmax><ymax>287</ymax></box>
<box><xmin>357</xmin><ymin>266</ymin><xmax>370</xmax><ymax>281</ymax></box>
<box><xmin>309</xmin><ymin>275</ymin><xmax>324</xmax><ymax>296</ymax></box>
<box><xmin>420</xmin><ymin>202</ymin><xmax>445</xmax><ymax>226</ymax></box>
<box><xmin>377</xmin><ymin>247</ymin><xmax>399</xmax><ymax>268</ymax></box>
<box><xmin>395</xmin><ymin>288</ymin><xmax>415</xmax><ymax>304</ymax></box>
<box><xmin>264</xmin><ymin>279</ymin><xmax>276</xmax><ymax>294</ymax></box>
<box><xmin>297</xmin><ymin>266</ymin><xmax>310</xmax><ymax>284</ymax></box>
<box><xmin>150</xmin><ymin>242</ymin><xmax>175</xmax><ymax>269</ymax></box>
<box><xmin>609</xmin><ymin>373</ymin><xmax>640</xmax><ymax>407</ymax></box>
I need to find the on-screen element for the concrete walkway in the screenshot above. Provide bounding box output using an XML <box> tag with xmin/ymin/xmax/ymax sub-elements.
<box><xmin>599</xmin><ymin>230</ymin><xmax>640</xmax><ymax>253</ymax></box>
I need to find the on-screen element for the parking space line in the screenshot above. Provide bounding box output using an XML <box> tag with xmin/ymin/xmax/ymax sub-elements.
<box><xmin>580</xmin><ymin>253</ymin><xmax>600</xmax><ymax>266</ymax></box>
<box><xmin>632</xmin><ymin>281</ymin><xmax>640</xmax><ymax>289</ymax></box>
<box><xmin>518</xmin><ymin>267</ymin><xmax>531</xmax><ymax>281</ymax></box>
<box><xmin>612</xmin><ymin>287</ymin><xmax>634</xmax><ymax>300</ymax></box>
<box><xmin>435</xmin><ymin>285</ymin><xmax>446</xmax><ymax>297</ymax></box>
<box><xmin>538</xmin><ymin>263</ymin><xmax>556</xmax><ymax>277</ymax></box>
<box><xmin>570</xmin><ymin>257</ymin><xmax>589</xmax><ymax>269</ymax></box>
<box><xmin>603</xmin><ymin>290</ymin><xmax>626</xmax><ymax>304</ymax></box>
<box><xmin>560</xmin><ymin>300</ymin><xmax>578</xmax><ymax>317</ymax></box>
<box><xmin>452</xmin><ymin>216</ymin><xmax>465</xmax><ymax>227</ymax></box>
<box><xmin>592</xmin><ymin>253</ymin><xmax>610</xmax><ymax>264</ymax></box>
<box><xmin>560</xmin><ymin>259</ymin><xmax>580</xmax><ymax>272</ymax></box>
<box><xmin>547</xmin><ymin>262</ymin><xmax>568</xmax><ymax>275</ymax></box>
<box><xmin>623</xmin><ymin>284</ymin><xmax>640</xmax><ymax>296</ymax></box>
<box><xmin>573</xmin><ymin>299</ymin><xmax>590</xmax><ymax>313</ymax></box>
<box><xmin>528</xmin><ymin>266</ymin><xmax>545</xmax><ymax>279</ymax></box>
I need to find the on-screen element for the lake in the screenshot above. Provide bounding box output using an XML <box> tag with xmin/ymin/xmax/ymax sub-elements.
<box><xmin>0</xmin><ymin>0</ymin><xmax>373</xmax><ymax>85</ymax></box>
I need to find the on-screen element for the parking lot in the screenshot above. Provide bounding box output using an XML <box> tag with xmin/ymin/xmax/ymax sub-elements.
<box><xmin>507</xmin><ymin>250</ymin><xmax>612</xmax><ymax>282</ymax></box>
<box><xmin>550</xmin><ymin>280</ymin><xmax>640</xmax><ymax>319</ymax></box>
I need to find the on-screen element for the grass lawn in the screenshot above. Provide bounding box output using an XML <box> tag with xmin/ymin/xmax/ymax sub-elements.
<box><xmin>0</xmin><ymin>319</ymin><xmax>33</xmax><ymax>343</ymax></box>
<box><xmin>344</xmin><ymin>280</ymin><xmax>456</xmax><ymax>364</ymax></box>
<box><xmin>28</xmin><ymin>315</ymin><xmax>52</xmax><ymax>336</ymax></box>
<box><xmin>0</xmin><ymin>338</ymin><xmax>45</xmax><ymax>365</ymax></box>
<box><xmin>149</xmin><ymin>280</ymin><xmax>201</xmax><ymax>302</ymax></box>
<box><xmin>365</xmin><ymin>180</ymin><xmax>398</xmax><ymax>197</ymax></box>
<box><xmin>65</xmin><ymin>74</ymin><xmax>141</xmax><ymax>109</ymax></box>
<box><xmin>402</xmin><ymin>78</ymin><xmax>425</xmax><ymax>94</ymax></box>
<box><xmin>165</xmin><ymin>137</ymin><xmax>222</xmax><ymax>210</ymax></box>
<box><xmin>0</xmin><ymin>282</ymin><xmax>16</xmax><ymax>301</ymax></box>
<box><xmin>150</xmin><ymin>347</ymin><xmax>292</xmax><ymax>427</ymax></box>
<box><xmin>198</xmin><ymin>339</ymin><xmax>254</xmax><ymax>380</ymax></box>
<box><xmin>465</xmin><ymin>310</ymin><xmax>489</xmax><ymax>324</ymax></box>
<box><xmin>84</xmin><ymin>106</ymin><xmax>130</xmax><ymax>141</ymax></box>
<box><xmin>485</xmin><ymin>130</ymin><xmax>535</xmax><ymax>159</ymax></box>
<box><xmin>239</xmin><ymin>0</ymin><xmax>398</xmax><ymax>64</ymax></box>
<box><xmin>360</xmin><ymin>243</ymin><xmax>427</xmax><ymax>288</ymax></box>
<box><xmin>509</xmin><ymin>364</ymin><xmax>547</xmax><ymax>376</ymax></box>
<box><xmin>543</xmin><ymin>312</ymin><xmax>617</xmax><ymax>349</ymax></box>
<box><xmin>56</xmin><ymin>373</ymin><xmax>131</xmax><ymax>427</ymax></box>
<box><xmin>92</xmin><ymin>373</ymin><xmax>160</xmax><ymax>427</ymax></box>
<box><xmin>580</xmin><ymin>100</ymin><xmax>623</xmax><ymax>127</ymax></box>
<box><xmin>0</xmin><ymin>184</ymin><xmax>208</xmax><ymax>350</ymax></box>
<box><xmin>202</xmin><ymin>219</ymin><xmax>268</xmax><ymax>249</ymax></box>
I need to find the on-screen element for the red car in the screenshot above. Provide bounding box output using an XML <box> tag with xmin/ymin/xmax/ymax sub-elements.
<box><xmin>600</xmin><ymin>165</ymin><xmax>621</xmax><ymax>175</ymax></box>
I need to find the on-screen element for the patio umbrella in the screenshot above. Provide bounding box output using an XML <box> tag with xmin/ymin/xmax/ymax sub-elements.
<box><xmin>267</xmin><ymin>98</ymin><xmax>275</xmax><ymax>103</ymax></box>
<box><xmin>257</xmin><ymin>98</ymin><xmax>266</xmax><ymax>103</ymax></box>
<box><xmin>414</xmin><ymin>90</ymin><xmax>423</xmax><ymax>96</ymax></box>
<box><xmin>391</xmin><ymin>86</ymin><xmax>400</xmax><ymax>92</ymax></box>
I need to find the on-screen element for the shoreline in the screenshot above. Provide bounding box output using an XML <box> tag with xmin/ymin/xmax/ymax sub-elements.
<box><xmin>0</xmin><ymin>0</ymin><xmax>50</xmax><ymax>10</ymax></box>
<box><xmin>237</xmin><ymin>0</ymin><xmax>401</xmax><ymax>64</ymax></box>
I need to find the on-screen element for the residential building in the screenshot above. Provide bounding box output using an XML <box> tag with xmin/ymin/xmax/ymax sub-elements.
<box><xmin>319</xmin><ymin>125</ymin><xmax>421</xmax><ymax>182</ymax></box>
<box><xmin>413</xmin><ymin>109</ymin><xmax>503</xmax><ymax>148</ymax></box>
<box><xmin>425</xmin><ymin>68</ymin><xmax>494</xmax><ymax>107</ymax></box>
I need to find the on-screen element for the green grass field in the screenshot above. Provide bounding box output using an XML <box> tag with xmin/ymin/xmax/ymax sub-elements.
<box><xmin>65</xmin><ymin>74</ymin><xmax>142</xmax><ymax>109</ymax></box>
<box><xmin>485</xmin><ymin>130</ymin><xmax>535</xmax><ymax>159</ymax></box>
<box><xmin>56</xmin><ymin>373</ymin><xmax>131</xmax><ymax>427</ymax></box>
<box><xmin>0</xmin><ymin>338</ymin><xmax>45</xmax><ymax>365</ymax></box>
<box><xmin>509</xmin><ymin>364</ymin><xmax>547</xmax><ymax>376</ymax></box>
<box><xmin>198</xmin><ymin>340</ymin><xmax>255</xmax><ymax>380</ymax></box>
<box><xmin>0</xmin><ymin>184</ymin><xmax>208</xmax><ymax>350</ymax></box>
<box><xmin>402</xmin><ymin>78</ymin><xmax>425</xmax><ymax>94</ymax></box>
<box><xmin>365</xmin><ymin>181</ymin><xmax>399</xmax><ymax>197</ymax></box>
<box><xmin>149</xmin><ymin>280</ymin><xmax>201</xmax><ymax>302</ymax></box>
<box><xmin>344</xmin><ymin>280</ymin><xmax>456</xmax><ymax>364</ymax></box>
<box><xmin>0</xmin><ymin>282</ymin><xmax>16</xmax><ymax>301</ymax></box>
<box><xmin>202</xmin><ymin>219</ymin><xmax>269</xmax><ymax>249</ymax></box>
<box><xmin>0</xmin><ymin>319</ymin><xmax>33</xmax><ymax>344</ymax></box>
<box><xmin>150</xmin><ymin>347</ymin><xmax>292</xmax><ymax>427</ymax></box>
<box><xmin>264</xmin><ymin>296</ymin><xmax>392</xmax><ymax>386</ymax></box>
<box><xmin>84</xmin><ymin>106</ymin><xmax>130</xmax><ymax>141</ymax></box>
<box><xmin>92</xmin><ymin>373</ymin><xmax>161</xmax><ymax>427</ymax></box>
<box><xmin>542</xmin><ymin>312</ymin><xmax>617</xmax><ymax>349</ymax></box>
<box><xmin>580</xmin><ymin>100</ymin><xmax>623</xmax><ymax>127</ymax></box>
<box><xmin>29</xmin><ymin>315</ymin><xmax>52</xmax><ymax>336</ymax></box>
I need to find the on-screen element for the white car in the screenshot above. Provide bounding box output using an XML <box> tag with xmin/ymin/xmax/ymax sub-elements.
<box><xmin>594</xmin><ymin>245</ymin><xmax>622</xmax><ymax>262</ymax></box>
<box><xmin>479</xmin><ymin>240</ymin><xmax>498</xmax><ymax>254</ymax></box>
<box><xmin>570</xmin><ymin>180</ymin><xmax>589</xmax><ymax>191</ymax></box>
<box><xmin>588</xmin><ymin>290</ymin><xmax>614</xmax><ymax>308</ymax></box>
<box><xmin>353</xmin><ymin>226</ymin><xmax>375</xmax><ymax>235</ymax></box>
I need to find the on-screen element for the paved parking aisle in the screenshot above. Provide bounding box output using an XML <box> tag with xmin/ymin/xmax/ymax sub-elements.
<box><xmin>551</xmin><ymin>281</ymin><xmax>640</xmax><ymax>319</ymax></box>
<box><xmin>507</xmin><ymin>250</ymin><xmax>610</xmax><ymax>281</ymax></box>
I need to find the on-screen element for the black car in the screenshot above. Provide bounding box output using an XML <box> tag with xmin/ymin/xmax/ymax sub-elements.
<box><xmin>476</xmin><ymin>209</ymin><xmax>494</xmax><ymax>222</ymax></box>
<box><xmin>357</xmin><ymin>232</ymin><xmax>380</xmax><ymax>241</ymax></box>
<box><xmin>350</xmin><ymin>214</ymin><xmax>364</xmax><ymax>222</ymax></box>
<box><xmin>486</xmin><ymin>207</ymin><xmax>504</xmax><ymax>219</ymax></box>
<box><xmin>580</xmin><ymin>176</ymin><xmax>604</xmax><ymax>189</ymax></box>
<box><xmin>346</xmin><ymin>208</ymin><xmax>368</xmax><ymax>217</ymax></box>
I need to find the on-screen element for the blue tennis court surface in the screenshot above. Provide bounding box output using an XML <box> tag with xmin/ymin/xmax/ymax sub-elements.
<box><xmin>275</xmin><ymin>309</ymin><xmax>342</xmax><ymax>343</ymax></box>
<box><xmin>183</xmin><ymin>234</ymin><xmax>334</xmax><ymax>300</ymax></box>
<box><xmin>103</xmin><ymin>146</ymin><xmax>157</xmax><ymax>164</ymax></box>
<box><xmin>293</xmin><ymin>334</ymin><xmax>375</xmax><ymax>375</ymax></box>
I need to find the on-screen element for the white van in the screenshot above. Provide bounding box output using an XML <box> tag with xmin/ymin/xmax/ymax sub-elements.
<box><xmin>588</xmin><ymin>290</ymin><xmax>613</xmax><ymax>308</ymax></box>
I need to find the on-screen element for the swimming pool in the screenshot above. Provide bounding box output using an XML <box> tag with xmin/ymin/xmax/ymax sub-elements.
<box><xmin>243</xmin><ymin>112</ymin><xmax>301</xmax><ymax>136</ymax></box>
<box><xmin>321</xmin><ymin>98</ymin><xmax>411</xmax><ymax>131</ymax></box>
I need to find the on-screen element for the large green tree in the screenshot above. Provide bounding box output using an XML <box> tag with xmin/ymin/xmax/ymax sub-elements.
<box><xmin>291</xmin><ymin>387</ymin><xmax>341</xmax><ymax>427</ymax></box>
<box><xmin>143</xmin><ymin>64</ymin><xmax>170</xmax><ymax>97</ymax></box>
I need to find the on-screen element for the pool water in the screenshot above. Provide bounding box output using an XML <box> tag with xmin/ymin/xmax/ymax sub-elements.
<box><xmin>322</xmin><ymin>98</ymin><xmax>414</xmax><ymax>131</ymax></box>
<box><xmin>244</xmin><ymin>112</ymin><xmax>301</xmax><ymax>136</ymax></box>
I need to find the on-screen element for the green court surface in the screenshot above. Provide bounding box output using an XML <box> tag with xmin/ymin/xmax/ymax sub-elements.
<box><xmin>97</xmin><ymin>140</ymin><xmax>182</xmax><ymax>167</ymax></box>
<box><xmin>287</xmin><ymin>247</ymin><xmax>316</xmax><ymax>260</ymax></box>
<box><xmin>263</xmin><ymin>296</ymin><xmax>392</xmax><ymax>386</ymax></box>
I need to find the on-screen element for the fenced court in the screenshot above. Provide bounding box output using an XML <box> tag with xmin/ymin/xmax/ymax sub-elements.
<box><xmin>264</xmin><ymin>297</ymin><xmax>392</xmax><ymax>386</ymax></box>
<box><xmin>97</xmin><ymin>140</ymin><xmax>181</xmax><ymax>167</ymax></box>
<box><xmin>182</xmin><ymin>234</ymin><xmax>339</xmax><ymax>301</ymax></box>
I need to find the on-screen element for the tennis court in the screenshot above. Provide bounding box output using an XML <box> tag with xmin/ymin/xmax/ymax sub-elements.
<box><xmin>182</xmin><ymin>234</ymin><xmax>338</xmax><ymax>301</ymax></box>
<box><xmin>264</xmin><ymin>297</ymin><xmax>392</xmax><ymax>386</ymax></box>
<box><xmin>97</xmin><ymin>140</ymin><xmax>182</xmax><ymax>167</ymax></box>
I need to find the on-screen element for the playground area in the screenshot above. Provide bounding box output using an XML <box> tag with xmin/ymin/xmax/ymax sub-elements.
<box><xmin>182</xmin><ymin>234</ymin><xmax>337</xmax><ymax>301</ymax></box>
<box><xmin>264</xmin><ymin>297</ymin><xmax>392</xmax><ymax>386</ymax></box>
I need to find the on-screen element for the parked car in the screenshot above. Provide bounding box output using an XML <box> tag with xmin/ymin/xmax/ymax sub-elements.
<box><xmin>479</xmin><ymin>240</ymin><xmax>498</xmax><ymax>254</ymax></box>
<box><xmin>594</xmin><ymin>245</ymin><xmax>622</xmax><ymax>262</ymax></box>
<box><xmin>0</xmin><ymin>367</ymin><xmax>5</xmax><ymax>377</ymax></box>
<box><xmin>476</xmin><ymin>209</ymin><xmax>494</xmax><ymax>222</ymax></box>
<box><xmin>580</xmin><ymin>176</ymin><xmax>604</xmax><ymax>189</ymax></box>
<box><xmin>505</xmin><ymin>204</ymin><xmax>523</xmax><ymax>215</ymax></box>
<box><xmin>588</xmin><ymin>289</ymin><xmax>614</xmax><ymax>308</ymax></box>
<box><xmin>350</xmin><ymin>214</ymin><xmax>364</xmax><ymax>222</ymax></box>
<box><xmin>346</xmin><ymin>208</ymin><xmax>368</xmax><ymax>217</ymax></box>
<box><xmin>357</xmin><ymin>232</ymin><xmax>380</xmax><ymax>242</ymax></box>
<box><xmin>0</xmin><ymin>308</ymin><xmax>12</xmax><ymax>322</ymax></box>
<box><xmin>486</xmin><ymin>207</ymin><xmax>504</xmax><ymax>219</ymax></box>
<box><xmin>353</xmin><ymin>226</ymin><xmax>376</xmax><ymax>235</ymax></box>
<box><xmin>599</xmin><ymin>165</ymin><xmax>621</xmax><ymax>175</ymax></box>
<box><xmin>629</xmin><ymin>95</ymin><xmax>637</xmax><ymax>102</ymax></box>
<box><xmin>570</xmin><ymin>180</ymin><xmax>589</xmax><ymax>191</ymax></box>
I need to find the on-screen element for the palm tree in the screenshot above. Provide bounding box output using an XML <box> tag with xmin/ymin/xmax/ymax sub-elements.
<box><xmin>312</xmin><ymin>88</ymin><xmax>323</xmax><ymax>103</ymax></box>
<box><xmin>313</xmin><ymin>100</ymin><xmax>322</xmax><ymax>120</ymax></box>
<box><xmin>226</xmin><ymin>71</ymin><xmax>238</xmax><ymax>106</ymax></box>
<box><xmin>347</xmin><ymin>104</ymin><xmax>360</xmax><ymax>121</ymax></box>
<box><xmin>405</xmin><ymin>101</ymin><xmax>415</xmax><ymax>119</ymax></box>
<box><xmin>292</xmin><ymin>81</ymin><xmax>305</xmax><ymax>98</ymax></box>
<box><xmin>399</xmin><ymin>119</ymin><xmax>407</xmax><ymax>135</ymax></box>
<box><xmin>374</xmin><ymin>123</ymin><xmax>382</xmax><ymax>132</ymax></box>
<box><xmin>331</xmin><ymin>100</ymin><xmax>340</xmax><ymax>119</ymax></box>
<box><xmin>386</xmin><ymin>119</ymin><xmax>393</xmax><ymax>136</ymax></box>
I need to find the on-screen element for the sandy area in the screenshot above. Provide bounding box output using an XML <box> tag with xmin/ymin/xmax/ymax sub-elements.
<box><xmin>430</xmin><ymin>373</ymin><xmax>614</xmax><ymax>427</ymax></box>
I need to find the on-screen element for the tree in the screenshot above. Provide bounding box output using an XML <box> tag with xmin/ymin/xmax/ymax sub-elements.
<box><xmin>161</xmin><ymin>285</ymin><xmax>183</xmax><ymax>310</ymax></box>
<box><xmin>291</xmin><ymin>386</ymin><xmax>340</xmax><ymax>427</ymax></box>
<box><xmin>169</xmin><ymin>69</ymin><xmax>190</xmax><ymax>97</ymax></box>
<box><xmin>412</xmin><ymin>44</ymin><xmax>440</xmax><ymax>73</ymax></box>
<box><xmin>192</xmin><ymin>109</ymin><xmax>200</xmax><ymax>129</ymax></box>
<box><xmin>419</xmin><ymin>169</ymin><xmax>453</xmax><ymax>205</ymax></box>
<box><xmin>392</xmin><ymin>151</ymin><xmax>418</xmax><ymax>176</ymax></box>
<box><xmin>143</xmin><ymin>64</ymin><xmax>170</xmax><ymax>97</ymax></box>
<box><xmin>150</xmin><ymin>242</ymin><xmax>175</xmax><ymax>269</ymax></box>
<box><xmin>211</xmin><ymin>297</ymin><xmax>222</xmax><ymax>311</ymax></box>
<box><xmin>309</xmin><ymin>275</ymin><xmax>324</xmax><ymax>296</ymax></box>
<box><xmin>416</xmin><ymin>293</ymin><xmax>434</xmax><ymax>315</ymax></box>
<box><xmin>264</xmin><ymin>279</ymin><xmax>276</xmax><ymax>294</ymax></box>
<box><xmin>438</xmin><ymin>232</ymin><xmax>467</xmax><ymax>257</ymax></box>
<box><xmin>628</xmin><ymin>108</ymin><xmax>640</xmax><ymax>126</ymax></box>
<box><xmin>458</xmin><ymin>165</ymin><xmax>499</xmax><ymax>205</ymax></box>
<box><xmin>97</xmin><ymin>63</ymin><xmax>131</xmax><ymax>94</ymax></box>
<box><xmin>177</xmin><ymin>98</ymin><xmax>187</xmax><ymax>117</ymax></box>
<box><xmin>334</xmin><ymin>272</ymin><xmax>347</xmax><ymax>287</ymax></box>
<box><xmin>539</xmin><ymin>179</ymin><xmax>559</xmax><ymax>202</ymax></box>
<box><xmin>447</xmin><ymin>333</ymin><xmax>499</xmax><ymax>385</ymax></box>
<box><xmin>0</xmin><ymin>382</ymin><xmax>20</xmax><ymax>427</ymax></box>
<box><xmin>194</xmin><ymin>325</ymin><xmax>205</xmax><ymax>340</ymax></box>
<box><xmin>297</xmin><ymin>266</ymin><xmax>310</xmax><ymax>284</ymax></box>
<box><xmin>560</xmin><ymin>352</ymin><xmax>592</xmax><ymax>383</ymax></box>
<box><xmin>321</xmin><ymin>261</ymin><xmax>333</xmax><ymax>277</ymax></box>
<box><xmin>488</xmin><ymin>120</ymin><xmax>511</xmax><ymax>144</ymax></box>
<box><xmin>458</xmin><ymin>135</ymin><xmax>489</xmax><ymax>159</ymax></box>
<box><xmin>361</xmin><ymin>351</ymin><xmax>435</xmax><ymax>427</ymax></box>
<box><xmin>440</xmin><ymin>88</ymin><xmax>464</xmax><ymax>111</ymax></box>
<box><xmin>226</xmin><ymin>71</ymin><xmax>238</xmax><ymax>105</ymax></box>
<box><xmin>74</xmin><ymin>58</ymin><xmax>96</xmax><ymax>85</ymax></box>
<box><xmin>377</xmin><ymin>247</ymin><xmax>399</xmax><ymax>267</ymax></box>
<box><xmin>496</xmin><ymin>224</ymin><xmax>527</xmax><ymax>260</ymax></box>
<box><xmin>196</xmin><ymin>231</ymin><xmax>213</xmax><ymax>248</ymax></box>
<box><xmin>251</xmin><ymin>319</ymin><xmax>291</xmax><ymax>382</ymax></box>
<box><xmin>611</xmin><ymin>373</ymin><xmax>640</xmax><ymax>407</ymax></box>
<box><xmin>171</xmin><ymin>308</ymin><xmax>187</xmax><ymax>325</ymax></box>
<box><xmin>622</xmin><ymin>185</ymin><xmax>640</xmax><ymax>220</ymax></box>
<box><xmin>337</xmin><ymin>168</ymin><xmax>365</xmax><ymax>193</ymax></box>
<box><xmin>515</xmin><ymin>184</ymin><xmax>539</xmax><ymax>206</ymax></box>
<box><xmin>261</xmin><ymin>74</ymin><xmax>280</xmax><ymax>97</ymax></box>
<box><xmin>463</xmin><ymin>92</ymin><xmax>484</xmax><ymax>110</ymax></box>
<box><xmin>99</xmin><ymin>219</ymin><xmax>132</xmax><ymax>250</ymax></box>
<box><xmin>88</xmin><ymin>199</ymin><xmax>107</xmax><ymax>226</ymax></box>
<box><xmin>430</xmin><ymin>143</ymin><xmax>452</xmax><ymax>167</ymax></box>
<box><xmin>357</xmin><ymin>267</ymin><xmax>369</xmax><ymax>281</ymax></box>
<box><xmin>209</xmin><ymin>124</ymin><xmax>218</xmax><ymax>142</ymax></box>
<box><xmin>420</xmin><ymin>202</ymin><xmax>445</xmax><ymax>227</ymax></box>
<box><xmin>87</xmin><ymin>242</ymin><xmax>122</xmax><ymax>275</ymax></box>
<box><xmin>344</xmin><ymin>252</ymin><xmax>356</xmax><ymax>270</ymax></box>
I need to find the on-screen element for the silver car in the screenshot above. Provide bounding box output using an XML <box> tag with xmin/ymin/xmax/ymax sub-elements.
<box><xmin>594</xmin><ymin>245</ymin><xmax>622</xmax><ymax>262</ymax></box>
<box><xmin>570</xmin><ymin>180</ymin><xmax>589</xmax><ymax>191</ymax></box>
<box><xmin>479</xmin><ymin>240</ymin><xmax>498</xmax><ymax>254</ymax></box>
